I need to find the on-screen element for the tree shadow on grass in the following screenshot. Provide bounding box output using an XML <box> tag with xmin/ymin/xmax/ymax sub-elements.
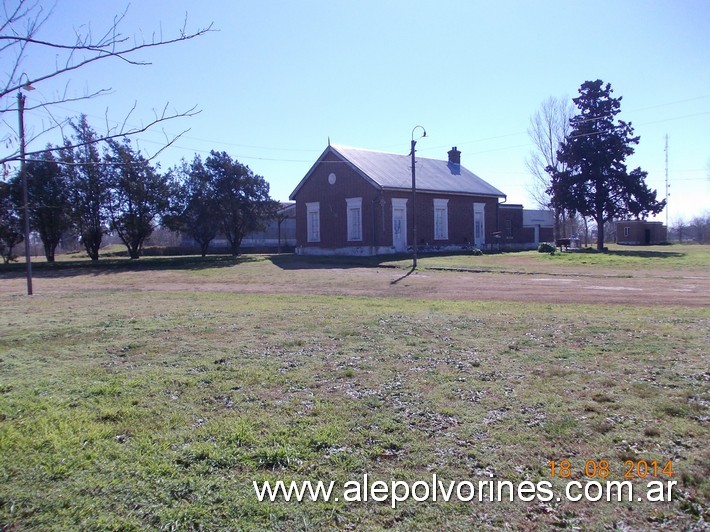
<box><xmin>269</xmin><ymin>253</ymin><xmax>404</xmax><ymax>270</ymax></box>
<box><xmin>0</xmin><ymin>255</ymin><xmax>252</xmax><ymax>279</ymax></box>
<box><xmin>580</xmin><ymin>249</ymin><xmax>686</xmax><ymax>259</ymax></box>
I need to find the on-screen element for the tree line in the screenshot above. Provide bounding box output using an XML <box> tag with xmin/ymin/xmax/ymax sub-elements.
<box><xmin>0</xmin><ymin>115</ymin><xmax>279</xmax><ymax>263</ymax></box>
<box><xmin>669</xmin><ymin>214</ymin><xmax>710</xmax><ymax>244</ymax></box>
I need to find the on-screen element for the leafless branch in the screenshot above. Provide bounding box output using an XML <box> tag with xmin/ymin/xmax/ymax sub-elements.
<box><xmin>0</xmin><ymin>22</ymin><xmax>212</xmax><ymax>99</ymax></box>
<box><xmin>1</xmin><ymin>105</ymin><xmax>200</xmax><ymax>166</ymax></box>
<box><xmin>146</xmin><ymin>127</ymin><xmax>190</xmax><ymax>162</ymax></box>
<box><xmin>0</xmin><ymin>0</ymin><xmax>212</xmax><ymax>168</ymax></box>
<box><xmin>525</xmin><ymin>96</ymin><xmax>575</xmax><ymax>209</ymax></box>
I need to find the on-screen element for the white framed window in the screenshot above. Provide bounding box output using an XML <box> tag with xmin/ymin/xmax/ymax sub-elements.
<box><xmin>306</xmin><ymin>202</ymin><xmax>320</xmax><ymax>242</ymax></box>
<box><xmin>346</xmin><ymin>197</ymin><xmax>362</xmax><ymax>241</ymax></box>
<box><xmin>623</xmin><ymin>226</ymin><xmax>630</xmax><ymax>237</ymax></box>
<box><xmin>434</xmin><ymin>199</ymin><xmax>449</xmax><ymax>240</ymax></box>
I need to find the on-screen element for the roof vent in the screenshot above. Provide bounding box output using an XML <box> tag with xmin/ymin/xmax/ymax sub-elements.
<box><xmin>447</xmin><ymin>146</ymin><xmax>461</xmax><ymax>165</ymax></box>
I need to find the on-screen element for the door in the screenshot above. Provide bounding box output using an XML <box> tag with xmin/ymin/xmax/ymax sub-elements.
<box><xmin>391</xmin><ymin>199</ymin><xmax>408</xmax><ymax>251</ymax></box>
<box><xmin>473</xmin><ymin>203</ymin><xmax>485</xmax><ymax>248</ymax></box>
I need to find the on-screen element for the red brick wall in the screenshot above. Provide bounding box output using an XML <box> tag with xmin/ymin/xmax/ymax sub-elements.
<box><xmin>292</xmin><ymin>151</ymin><xmax>379</xmax><ymax>249</ymax></box>
<box><xmin>498</xmin><ymin>206</ymin><xmax>525</xmax><ymax>244</ymax></box>
<box><xmin>617</xmin><ymin>221</ymin><xmax>667</xmax><ymax>245</ymax></box>
<box><xmin>408</xmin><ymin>192</ymin><xmax>498</xmax><ymax>247</ymax></box>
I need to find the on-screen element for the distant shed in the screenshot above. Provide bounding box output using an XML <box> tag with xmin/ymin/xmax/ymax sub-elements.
<box><xmin>616</xmin><ymin>220</ymin><xmax>667</xmax><ymax>245</ymax></box>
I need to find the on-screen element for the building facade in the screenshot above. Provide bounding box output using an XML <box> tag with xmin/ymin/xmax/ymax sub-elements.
<box><xmin>616</xmin><ymin>220</ymin><xmax>667</xmax><ymax>245</ymax></box>
<box><xmin>289</xmin><ymin>145</ymin><xmax>509</xmax><ymax>255</ymax></box>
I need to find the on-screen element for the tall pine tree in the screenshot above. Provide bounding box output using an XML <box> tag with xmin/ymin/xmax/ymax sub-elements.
<box><xmin>548</xmin><ymin>80</ymin><xmax>665</xmax><ymax>250</ymax></box>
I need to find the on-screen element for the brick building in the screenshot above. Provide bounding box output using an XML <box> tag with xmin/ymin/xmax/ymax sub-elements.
<box><xmin>290</xmin><ymin>144</ymin><xmax>548</xmax><ymax>255</ymax></box>
<box><xmin>499</xmin><ymin>205</ymin><xmax>554</xmax><ymax>249</ymax></box>
<box><xmin>616</xmin><ymin>220</ymin><xmax>667</xmax><ymax>245</ymax></box>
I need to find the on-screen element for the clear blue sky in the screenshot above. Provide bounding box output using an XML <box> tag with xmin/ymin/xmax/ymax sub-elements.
<box><xmin>17</xmin><ymin>0</ymin><xmax>710</xmax><ymax>223</ymax></box>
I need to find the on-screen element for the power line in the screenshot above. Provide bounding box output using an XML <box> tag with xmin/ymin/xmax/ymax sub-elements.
<box><xmin>16</xmin><ymin>93</ymin><xmax>710</xmax><ymax>166</ymax></box>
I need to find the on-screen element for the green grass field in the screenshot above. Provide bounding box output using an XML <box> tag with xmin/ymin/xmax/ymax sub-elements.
<box><xmin>1</xmin><ymin>247</ymin><xmax>708</xmax><ymax>529</ymax></box>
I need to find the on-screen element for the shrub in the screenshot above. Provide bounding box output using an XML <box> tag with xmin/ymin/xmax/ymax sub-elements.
<box><xmin>538</xmin><ymin>242</ymin><xmax>556</xmax><ymax>253</ymax></box>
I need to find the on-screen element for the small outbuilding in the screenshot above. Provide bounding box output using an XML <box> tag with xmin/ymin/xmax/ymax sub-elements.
<box><xmin>616</xmin><ymin>220</ymin><xmax>667</xmax><ymax>245</ymax></box>
<box><xmin>498</xmin><ymin>205</ymin><xmax>555</xmax><ymax>250</ymax></box>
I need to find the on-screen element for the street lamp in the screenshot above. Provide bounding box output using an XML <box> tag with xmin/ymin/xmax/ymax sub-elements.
<box><xmin>410</xmin><ymin>125</ymin><xmax>426</xmax><ymax>268</ymax></box>
<box><xmin>18</xmin><ymin>76</ymin><xmax>35</xmax><ymax>295</ymax></box>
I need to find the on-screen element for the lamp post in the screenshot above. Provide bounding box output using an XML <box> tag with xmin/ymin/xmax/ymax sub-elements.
<box><xmin>17</xmin><ymin>79</ymin><xmax>35</xmax><ymax>295</ymax></box>
<box><xmin>410</xmin><ymin>125</ymin><xmax>426</xmax><ymax>268</ymax></box>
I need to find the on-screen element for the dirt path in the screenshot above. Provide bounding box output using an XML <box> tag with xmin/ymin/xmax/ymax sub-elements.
<box><xmin>2</xmin><ymin>265</ymin><xmax>708</xmax><ymax>307</ymax></box>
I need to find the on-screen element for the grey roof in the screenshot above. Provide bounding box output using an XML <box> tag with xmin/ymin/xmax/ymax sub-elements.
<box><xmin>290</xmin><ymin>145</ymin><xmax>506</xmax><ymax>199</ymax></box>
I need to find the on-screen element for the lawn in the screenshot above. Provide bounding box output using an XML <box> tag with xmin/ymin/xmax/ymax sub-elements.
<box><xmin>0</xmin><ymin>249</ymin><xmax>708</xmax><ymax>529</ymax></box>
<box><xmin>382</xmin><ymin>244</ymin><xmax>710</xmax><ymax>274</ymax></box>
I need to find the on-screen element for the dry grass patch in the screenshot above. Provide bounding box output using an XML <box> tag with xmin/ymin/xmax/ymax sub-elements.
<box><xmin>0</xmin><ymin>281</ymin><xmax>708</xmax><ymax>529</ymax></box>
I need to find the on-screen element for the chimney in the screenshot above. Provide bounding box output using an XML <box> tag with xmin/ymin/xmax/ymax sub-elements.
<box><xmin>447</xmin><ymin>146</ymin><xmax>461</xmax><ymax>165</ymax></box>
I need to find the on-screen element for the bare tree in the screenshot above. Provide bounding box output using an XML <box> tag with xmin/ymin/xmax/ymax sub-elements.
<box><xmin>1</xmin><ymin>0</ymin><xmax>212</xmax><ymax>166</ymax></box>
<box><xmin>526</xmin><ymin>96</ymin><xmax>575</xmax><ymax>240</ymax></box>
<box><xmin>671</xmin><ymin>216</ymin><xmax>687</xmax><ymax>243</ymax></box>
<box><xmin>689</xmin><ymin>213</ymin><xmax>710</xmax><ymax>244</ymax></box>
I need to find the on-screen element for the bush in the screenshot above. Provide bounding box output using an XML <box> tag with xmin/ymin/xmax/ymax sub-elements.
<box><xmin>538</xmin><ymin>242</ymin><xmax>556</xmax><ymax>253</ymax></box>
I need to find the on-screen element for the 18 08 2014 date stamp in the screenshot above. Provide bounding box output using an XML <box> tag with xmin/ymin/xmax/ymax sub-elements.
<box><xmin>546</xmin><ymin>459</ymin><xmax>677</xmax><ymax>503</ymax></box>
<box><xmin>548</xmin><ymin>459</ymin><xmax>673</xmax><ymax>479</ymax></box>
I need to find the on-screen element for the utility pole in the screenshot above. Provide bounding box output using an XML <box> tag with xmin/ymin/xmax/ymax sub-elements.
<box><xmin>410</xmin><ymin>126</ymin><xmax>426</xmax><ymax>268</ymax></box>
<box><xmin>18</xmin><ymin>91</ymin><xmax>33</xmax><ymax>296</ymax></box>
<box><xmin>665</xmin><ymin>134</ymin><xmax>669</xmax><ymax>230</ymax></box>
<box><xmin>411</xmin><ymin>138</ymin><xmax>418</xmax><ymax>268</ymax></box>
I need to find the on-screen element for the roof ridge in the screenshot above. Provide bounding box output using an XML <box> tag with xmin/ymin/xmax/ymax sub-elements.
<box><xmin>331</xmin><ymin>144</ymin><xmax>406</xmax><ymax>156</ymax></box>
<box><xmin>332</xmin><ymin>143</ymin><xmax>451</xmax><ymax>163</ymax></box>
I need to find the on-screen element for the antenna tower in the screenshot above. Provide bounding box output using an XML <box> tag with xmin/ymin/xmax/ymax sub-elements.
<box><xmin>665</xmin><ymin>134</ymin><xmax>669</xmax><ymax>229</ymax></box>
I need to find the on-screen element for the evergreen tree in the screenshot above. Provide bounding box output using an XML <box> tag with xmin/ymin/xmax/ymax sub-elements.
<box><xmin>164</xmin><ymin>156</ymin><xmax>221</xmax><ymax>257</ymax></box>
<box><xmin>61</xmin><ymin>115</ymin><xmax>110</xmax><ymax>261</ymax></box>
<box><xmin>105</xmin><ymin>139</ymin><xmax>169</xmax><ymax>259</ymax></box>
<box><xmin>0</xmin><ymin>180</ymin><xmax>24</xmax><ymax>263</ymax></box>
<box><xmin>548</xmin><ymin>80</ymin><xmax>665</xmax><ymax>250</ymax></box>
<box><xmin>206</xmin><ymin>151</ymin><xmax>279</xmax><ymax>256</ymax></box>
<box><xmin>19</xmin><ymin>150</ymin><xmax>72</xmax><ymax>262</ymax></box>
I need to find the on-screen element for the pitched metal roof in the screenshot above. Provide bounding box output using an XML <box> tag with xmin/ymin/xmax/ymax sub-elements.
<box><xmin>290</xmin><ymin>144</ymin><xmax>507</xmax><ymax>199</ymax></box>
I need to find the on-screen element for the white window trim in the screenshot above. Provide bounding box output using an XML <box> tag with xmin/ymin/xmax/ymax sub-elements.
<box><xmin>306</xmin><ymin>202</ymin><xmax>320</xmax><ymax>243</ymax></box>
<box><xmin>434</xmin><ymin>198</ymin><xmax>449</xmax><ymax>240</ymax></box>
<box><xmin>346</xmin><ymin>197</ymin><xmax>363</xmax><ymax>242</ymax></box>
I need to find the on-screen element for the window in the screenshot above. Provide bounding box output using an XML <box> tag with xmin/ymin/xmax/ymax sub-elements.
<box><xmin>434</xmin><ymin>199</ymin><xmax>449</xmax><ymax>240</ymax></box>
<box><xmin>306</xmin><ymin>202</ymin><xmax>320</xmax><ymax>242</ymax></box>
<box><xmin>623</xmin><ymin>226</ymin><xmax>630</xmax><ymax>237</ymax></box>
<box><xmin>505</xmin><ymin>219</ymin><xmax>513</xmax><ymax>238</ymax></box>
<box><xmin>346</xmin><ymin>197</ymin><xmax>362</xmax><ymax>241</ymax></box>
